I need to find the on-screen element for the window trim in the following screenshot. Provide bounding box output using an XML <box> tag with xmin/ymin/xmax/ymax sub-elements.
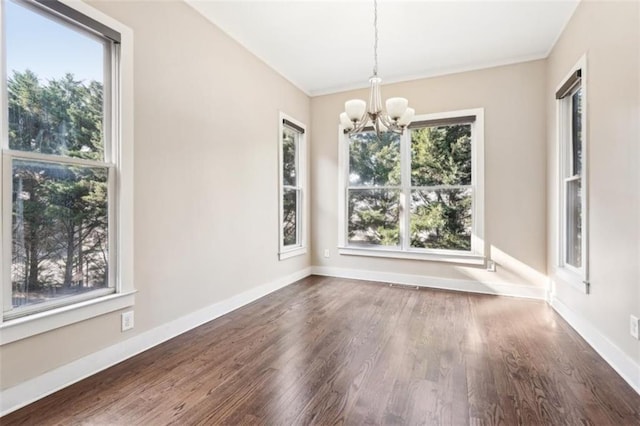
<box><xmin>0</xmin><ymin>0</ymin><xmax>135</xmax><ymax>345</ymax></box>
<box><xmin>338</xmin><ymin>108</ymin><xmax>485</xmax><ymax>264</ymax></box>
<box><xmin>555</xmin><ymin>55</ymin><xmax>589</xmax><ymax>293</ymax></box>
<box><xmin>32</xmin><ymin>0</ymin><xmax>122</xmax><ymax>43</ymax></box>
<box><xmin>278</xmin><ymin>112</ymin><xmax>307</xmax><ymax>260</ymax></box>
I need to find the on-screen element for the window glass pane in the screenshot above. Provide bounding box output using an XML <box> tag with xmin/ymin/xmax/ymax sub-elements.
<box><xmin>566</xmin><ymin>178</ymin><xmax>582</xmax><ymax>268</ymax></box>
<box><xmin>282</xmin><ymin>188</ymin><xmax>299</xmax><ymax>247</ymax></box>
<box><xmin>6</xmin><ymin>0</ymin><xmax>106</xmax><ymax>160</ymax></box>
<box><xmin>348</xmin><ymin>188</ymin><xmax>400</xmax><ymax>247</ymax></box>
<box><xmin>282</xmin><ymin>127</ymin><xmax>298</xmax><ymax>186</ymax></box>
<box><xmin>349</xmin><ymin>131</ymin><xmax>400</xmax><ymax>186</ymax></box>
<box><xmin>410</xmin><ymin>188</ymin><xmax>472</xmax><ymax>250</ymax></box>
<box><xmin>11</xmin><ymin>160</ymin><xmax>110</xmax><ymax>310</ymax></box>
<box><xmin>571</xmin><ymin>87</ymin><xmax>583</xmax><ymax>176</ymax></box>
<box><xmin>411</xmin><ymin>124</ymin><xmax>471</xmax><ymax>186</ymax></box>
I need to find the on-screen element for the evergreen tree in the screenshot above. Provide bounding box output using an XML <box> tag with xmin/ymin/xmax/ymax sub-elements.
<box><xmin>410</xmin><ymin>125</ymin><xmax>472</xmax><ymax>250</ymax></box>
<box><xmin>8</xmin><ymin>70</ymin><xmax>108</xmax><ymax>304</ymax></box>
<box><xmin>348</xmin><ymin>131</ymin><xmax>400</xmax><ymax>246</ymax></box>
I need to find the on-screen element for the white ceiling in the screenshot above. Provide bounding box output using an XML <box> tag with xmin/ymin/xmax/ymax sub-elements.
<box><xmin>186</xmin><ymin>0</ymin><xmax>580</xmax><ymax>96</ymax></box>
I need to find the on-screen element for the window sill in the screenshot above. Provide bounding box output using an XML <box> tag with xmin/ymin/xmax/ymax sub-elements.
<box><xmin>338</xmin><ymin>246</ymin><xmax>485</xmax><ymax>265</ymax></box>
<box><xmin>279</xmin><ymin>246</ymin><xmax>307</xmax><ymax>260</ymax></box>
<box><xmin>553</xmin><ymin>267</ymin><xmax>589</xmax><ymax>294</ymax></box>
<box><xmin>0</xmin><ymin>291</ymin><xmax>136</xmax><ymax>345</ymax></box>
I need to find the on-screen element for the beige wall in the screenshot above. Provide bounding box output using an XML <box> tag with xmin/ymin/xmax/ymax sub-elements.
<box><xmin>546</xmin><ymin>1</ymin><xmax>640</xmax><ymax>362</ymax></box>
<box><xmin>311</xmin><ymin>60</ymin><xmax>548</xmax><ymax>289</ymax></box>
<box><xmin>0</xmin><ymin>0</ymin><xmax>310</xmax><ymax>390</ymax></box>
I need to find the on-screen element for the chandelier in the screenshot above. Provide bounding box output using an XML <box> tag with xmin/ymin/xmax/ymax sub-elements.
<box><xmin>339</xmin><ymin>0</ymin><xmax>415</xmax><ymax>137</ymax></box>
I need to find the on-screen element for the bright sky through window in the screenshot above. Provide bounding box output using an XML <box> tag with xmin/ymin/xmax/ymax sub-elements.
<box><xmin>6</xmin><ymin>0</ymin><xmax>104</xmax><ymax>84</ymax></box>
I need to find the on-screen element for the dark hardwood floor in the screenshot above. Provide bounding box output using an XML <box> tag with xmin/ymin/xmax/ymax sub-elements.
<box><xmin>3</xmin><ymin>275</ymin><xmax>640</xmax><ymax>425</ymax></box>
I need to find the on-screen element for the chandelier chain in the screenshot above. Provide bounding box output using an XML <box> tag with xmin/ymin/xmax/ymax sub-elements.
<box><xmin>340</xmin><ymin>0</ymin><xmax>414</xmax><ymax>137</ymax></box>
<box><xmin>373</xmin><ymin>0</ymin><xmax>378</xmax><ymax>76</ymax></box>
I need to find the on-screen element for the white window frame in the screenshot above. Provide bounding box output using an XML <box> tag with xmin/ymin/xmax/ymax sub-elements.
<box><xmin>555</xmin><ymin>55</ymin><xmax>589</xmax><ymax>293</ymax></box>
<box><xmin>278</xmin><ymin>112</ymin><xmax>307</xmax><ymax>260</ymax></box>
<box><xmin>0</xmin><ymin>0</ymin><xmax>135</xmax><ymax>345</ymax></box>
<box><xmin>338</xmin><ymin>108</ymin><xmax>485</xmax><ymax>265</ymax></box>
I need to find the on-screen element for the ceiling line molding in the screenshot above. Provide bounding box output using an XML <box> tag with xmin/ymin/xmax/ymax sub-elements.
<box><xmin>309</xmin><ymin>53</ymin><xmax>549</xmax><ymax>97</ymax></box>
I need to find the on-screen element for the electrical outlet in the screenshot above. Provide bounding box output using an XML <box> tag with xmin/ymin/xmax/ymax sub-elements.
<box><xmin>631</xmin><ymin>315</ymin><xmax>639</xmax><ymax>340</ymax></box>
<box><xmin>486</xmin><ymin>260</ymin><xmax>496</xmax><ymax>272</ymax></box>
<box><xmin>121</xmin><ymin>311</ymin><xmax>134</xmax><ymax>332</ymax></box>
<box><xmin>323</xmin><ymin>249</ymin><xmax>330</xmax><ymax>258</ymax></box>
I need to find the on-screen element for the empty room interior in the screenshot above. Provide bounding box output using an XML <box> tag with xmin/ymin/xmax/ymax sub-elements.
<box><xmin>0</xmin><ymin>0</ymin><xmax>639</xmax><ymax>424</ymax></box>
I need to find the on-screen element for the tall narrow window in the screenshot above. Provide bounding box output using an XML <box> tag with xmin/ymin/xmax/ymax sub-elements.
<box><xmin>556</xmin><ymin>58</ymin><xmax>588</xmax><ymax>292</ymax></box>
<box><xmin>339</xmin><ymin>109</ymin><xmax>484</xmax><ymax>264</ymax></box>
<box><xmin>278</xmin><ymin>113</ymin><xmax>307</xmax><ymax>259</ymax></box>
<box><xmin>1</xmin><ymin>0</ymin><xmax>134</xmax><ymax>341</ymax></box>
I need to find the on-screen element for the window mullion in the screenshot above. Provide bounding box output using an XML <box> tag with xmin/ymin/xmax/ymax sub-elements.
<box><xmin>568</xmin><ymin>94</ymin><xmax>575</xmax><ymax>179</ymax></box>
<box><xmin>401</xmin><ymin>130</ymin><xmax>411</xmax><ymax>250</ymax></box>
<box><xmin>107</xmin><ymin>41</ymin><xmax>118</xmax><ymax>290</ymax></box>
<box><xmin>107</xmin><ymin>163</ymin><xmax>117</xmax><ymax>291</ymax></box>
<box><xmin>3</xmin><ymin>150</ymin><xmax>112</xmax><ymax>168</ymax></box>
<box><xmin>559</xmin><ymin>99</ymin><xmax>569</xmax><ymax>267</ymax></box>
<box><xmin>296</xmin><ymin>188</ymin><xmax>302</xmax><ymax>247</ymax></box>
<box><xmin>580</xmin><ymin>78</ymin><xmax>588</xmax><ymax>284</ymax></box>
<box><xmin>347</xmin><ymin>185</ymin><xmax>400</xmax><ymax>190</ymax></box>
<box><xmin>0</xmin><ymin>0</ymin><xmax>7</xmax><ymax>320</ymax></box>
<box><xmin>1</xmin><ymin>155</ymin><xmax>12</xmax><ymax>316</ymax></box>
<box><xmin>294</xmin><ymin>132</ymin><xmax>300</xmax><ymax>188</ymax></box>
<box><xmin>340</xmin><ymin>133</ymin><xmax>347</xmax><ymax>247</ymax></box>
<box><xmin>103</xmin><ymin>40</ymin><xmax>114</xmax><ymax>164</ymax></box>
<box><xmin>0</xmin><ymin>1</ymin><xmax>7</xmax><ymax>151</ymax></box>
<box><xmin>411</xmin><ymin>184</ymin><xmax>473</xmax><ymax>191</ymax></box>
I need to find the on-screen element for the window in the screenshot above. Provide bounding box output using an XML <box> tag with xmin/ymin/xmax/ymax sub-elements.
<box><xmin>338</xmin><ymin>109</ymin><xmax>484</xmax><ymax>264</ymax></box>
<box><xmin>556</xmin><ymin>56</ymin><xmax>588</xmax><ymax>292</ymax></box>
<box><xmin>278</xmin><ymin>113</ymin><xmax>307</xmax><ymax>260</ymax></box>
<box><xmin>1</xmin><ymin>0</ymin><xmax>134</xmax><ymax>343</ymax></box>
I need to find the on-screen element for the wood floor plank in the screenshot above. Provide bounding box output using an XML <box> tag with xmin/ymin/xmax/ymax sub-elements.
<box><xmin>2</xmin><ymin>276</ymin><xmax>639</xmax><ymax>425</ymax></box>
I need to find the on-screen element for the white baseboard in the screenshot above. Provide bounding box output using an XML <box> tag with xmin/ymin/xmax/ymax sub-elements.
<box><xmin>311</xmin><ymin>266</ymin><xmax>547</xmax><ymax>300</ymax></box>
<box><xmin>0</xmin><ymin>267</ymin><xmax>311</xmax><ymax>417</ymax></box>
<box><xmin>550</xmin><ymin>296</ymin><xmax>640</xmax><ymax>395</ymax></box>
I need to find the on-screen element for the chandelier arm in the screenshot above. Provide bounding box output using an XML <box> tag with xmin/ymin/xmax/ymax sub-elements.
<box><xmin>350</xmin><ymin>116</ymin><xmax>371</xmax><ymax>135</ymax></box>
<box><xmin>360</xmin><ymin>109</ymin><xmax>370</xmax><ymax>125</ymax></box>
<box><xmin>382</xmin><ymin>115</ymin><xmax>403</xmax><ymax>135</ymax></box>
<box><xmin>378</xmin><ymin>112</ymin><xmax>396</xmax><ymax>129</ymax></box>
